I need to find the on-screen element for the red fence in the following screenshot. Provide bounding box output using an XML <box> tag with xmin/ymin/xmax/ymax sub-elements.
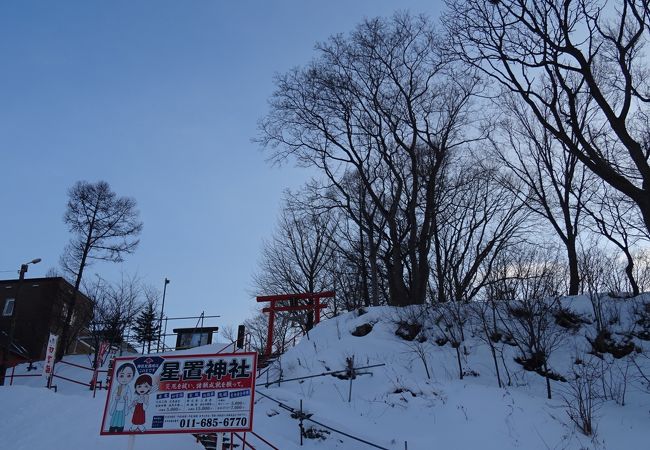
<box><xmin>8</xmin><ymin>365</ymin><xmax>41</xmax><ymax>385</ymax></box>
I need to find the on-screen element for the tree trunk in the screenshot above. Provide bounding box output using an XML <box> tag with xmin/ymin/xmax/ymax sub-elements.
<box><xmin>567</xmin><ymin>240</ymin><xmax>580</xmax><ymax>296</ymax></box>
<box><xmin>638</xmin><ymin>194</ymin><xmax>650</xmax><ymax>237</ymax></box>
<box><xmin>488</xmin><ymin>339</ymin><xmax>502</xmax><ymax>388</ymax></box>
<box><xmin>544</xmin><ymin>363</ymin><xmax>552</xmax><ymax>400</ymax></box>
<box><xmin>623</xmin><ymin>249</ymin><xmax>640</xmax><ymax>296</ymax></box>
<box><xmin>358</xmin><ymin>221</ymin><xmax>371</xmax><ymax>308</ymax></box>
<box><xmin>58</xmin><ymin>214</ymin><xmax>96</xmax><ymax>360</ymax></box>
<box><xmin>455</xmin><ymin>345</ymin><xmax>464</xmax><ymax>380</ymax></box>
<box><xmin>368</xmin><ymin>230</ymin><xmax>380</xmax><ymax>307</ymax></box>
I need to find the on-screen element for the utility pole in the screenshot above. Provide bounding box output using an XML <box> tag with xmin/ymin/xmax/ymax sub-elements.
<box><xmin>156</xmin><ymin>278</ymin><xmax>170</xmax><ymax>352</ymax></box>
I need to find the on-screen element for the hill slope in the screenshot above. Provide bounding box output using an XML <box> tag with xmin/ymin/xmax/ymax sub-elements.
<box><xmin>1</xmin><ymin>295</ymin><xmax>649</xmax><ymax>449</ymax></box>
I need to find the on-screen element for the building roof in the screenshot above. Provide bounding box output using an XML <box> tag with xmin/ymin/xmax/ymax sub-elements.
<box><xmin>0</xmin><ymin>276</ymin><xmax>93</xmax><ymax>304</ymax></box>
<box><xmin>172</xmin><ymin>326</ymin><xmax>219</xmax><ymax>333</ymax></box>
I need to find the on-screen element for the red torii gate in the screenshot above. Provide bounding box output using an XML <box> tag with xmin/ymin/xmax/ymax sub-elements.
<box><xmin>256</xmin><ymin>291</ymin><xmax>335</xmax><ymax>358</ymax></box>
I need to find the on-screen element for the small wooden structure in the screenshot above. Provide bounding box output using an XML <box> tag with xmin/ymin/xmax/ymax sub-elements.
<box><xmin>173</xmin><ymin>326</ymin><xmax>219</xmax><ymax>350</ymax></box>
<box><xmin>256</xmin><ymin>291</ymin><xmax>335</xmax><ymax>357</ymax></box>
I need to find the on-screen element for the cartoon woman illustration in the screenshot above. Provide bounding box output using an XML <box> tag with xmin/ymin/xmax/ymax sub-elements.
<box><xmin>108</xmin><ymin>363</ymin><xmax>135</xmax><ymax>433</ymax></box>
<box><xmin>130</xmin><ymin>374</ymin><xmax>153</xmax><ymax>432</ymax></box>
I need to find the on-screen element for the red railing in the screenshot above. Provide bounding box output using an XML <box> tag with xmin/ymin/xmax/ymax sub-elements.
<box><xmin>195</xmin><ymin>431</ymin><xmax>279</xmax><ymax>450</ymax></box>
<box><xmin>8</xmin><ymin>365</ymin><xmax>41</xmax><ymax>385</ymax></box>
<box><xmin>48</xmin><ymin>359</ymin><xmax>109</xmax><ymax>396</ymax></box>
<box><xmin>56</xmin><ymin>359</ymin><xmax>94</xmax><ymax>371</ymax></box>
<box><xmin>6</xmin><ymin>359</ymin><xmax>108</xmax><ymax>393</ymax></box>
<box><xmin>231</xmin><ymin>431</ymin><xmax>280</xmax><ymax>450</ymax></box>
<box><xmin>278</xmin><ymin>329</ymin><xmax>303</xmax><ymax>354</ymax></box>
<box><xmin>214</xmin><ymin>331</ymin><xmax>253</xmax><ymax>354</ymax></box>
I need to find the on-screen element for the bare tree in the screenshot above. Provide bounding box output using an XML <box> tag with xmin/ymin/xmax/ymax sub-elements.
<box><xmin>578</xmin><ymin>237</ymin><xmax>626</xmax><ymax>296</ymax></box>
<box><xmin>253</xmin><ymin>193</ymin><xmax>337</xmax><ymax>331</ymax></box>
<box><xmin>259</xmin><ymin>13</ymin><xmax>479</xmax><ymax>306</ymax></box>
<box><xmin>498</xmin><ymin>295</ymin><xmax>567</xmax><ymax>399</ymax></box>
<box><xmin>490</xmin><ymin>97</ymin><xmax>591</xmax><ymax>295</ymax></box>
<box><xmin>582</xmin><ymin>181</ymin><xmax>649</xmax><ymax>295</ymax></box>
<box><xmin>486</xmin><ymin>244</ymin><xmax>567</xmax><ymax>303</ymax></box>
<box><xmin>58</xmin><ymin>180</ymin><xmax>142</xmax><ymax>357</ymax></box>
<box><xmin>472</xmin><ymin>299</ymin><xmax>507</xmax><ymax>388</ymax></box>
<box><xmin>321</xmin><ymin>174</ymin><xmax>387</xmax><ymax>309</ymax></box>
<box><xmin>429</xmin><ymin>163</ymin><xmax>528</xmax><ymax>303</ymax></box>
<box><xmin>562</xmin><ymin>355</ymin><xmax>605</xmax><ymax>436</ymax></box>
<box><xmin>632</xmin><ymin>249</ymin><xmax>650</xmax><ymax>293</ymax></box>
<box><xmin>243</xmin><ymin>311</ymin><xmax>294</xmax><ymax>357</ymax></box>
<box><xmin>445</xmin><ymin>0</ymin><xmax>650</xmax><ymax>234</ymax></box>
<box><xmin>85</xmin><ymin>274</ymin><xmax>143</xmax><ymax>360</ymax></box>
<box><xmin>433</xmin><ymin>301</ymin><xmax>471</xmax><ymax>379</ymax></box>
<box><xmin>219</xmin><ymin>324</ymin><xmax>237</xmax><ymax>343</ymax></box>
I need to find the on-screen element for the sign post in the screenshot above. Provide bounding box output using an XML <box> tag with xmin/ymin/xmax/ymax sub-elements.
<box><xmin>100</xmin><ymin>352</ymin><xmax>257</xmax><ymax>436</ymax></box>
<box><xmin>43</xmin><ymin>333</ymin><xmax>58</xmax><ymax>388</ymax></box>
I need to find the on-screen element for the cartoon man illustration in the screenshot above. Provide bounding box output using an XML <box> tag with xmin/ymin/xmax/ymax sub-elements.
<box><xmin>130</xmin><ymin>374</ymin><xmax>153</xmax><ymax>432</ymax></box>
<box><xmin>108</xmin><ymin>363</ymin><xmax>135</xmax><ymax>432</ymax></box>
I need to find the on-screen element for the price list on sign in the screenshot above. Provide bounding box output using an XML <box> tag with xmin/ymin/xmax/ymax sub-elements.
<box><xmin>100</xmin><ymin>352</ymin><xmax>257</xmax><ymax>435</ymax></box>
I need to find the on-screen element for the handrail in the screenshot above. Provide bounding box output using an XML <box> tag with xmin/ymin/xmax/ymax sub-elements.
<box><xmin>243</xmin><ymin>430</ymin><xmax>279</xmax><ymax>449</ymax></box>
<box><xmin>231</xmin><ymin>432</ymin><xmax>254</xmax><ymax>449</ymax></box>
<box><xmin>232</xmin><ymin>431</ymin><xmax>280</xmax><ymax>450</ymax></box>
<box><xmin>56</xmin><ymin>360</ymin><xmax>94</xmax><ymax>372</ymax></box>
<box><xmin>52</xmin><ymin>373</ymin><xmax>91</xmax><ymax>387</ymax></box>
<box><xmin>215</xmin><ymin>331</ymin><xmax>254</xmax><ymax>354</ymax></box>
<box><xmin>271</xmin><ymin>327</ymin><xmax>305</xmax><ymax>355</ymax></box>
<box><xmin>194</xmin><ymin>431</ymin><xmax>279</xmax><ymax>450</ymax></box>
<box><xmin>257</xmin><ymin>363</ymin><xmax>385</xmax><ymax>387</ymax></box>
<box><xmin>8</xmin><ymin>366</ymin><xmax>41</xmax><ymax>385</ymax></box>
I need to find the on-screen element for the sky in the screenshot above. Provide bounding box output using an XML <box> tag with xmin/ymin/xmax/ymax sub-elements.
<box><xmin>0</xmin><ymin>0</ymin><xmax>438</xmax><ymax>342</ymax></box>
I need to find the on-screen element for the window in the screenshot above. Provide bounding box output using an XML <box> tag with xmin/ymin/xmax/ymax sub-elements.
<box><xmin>2</xmin><ymin>298</ymin><xmax>15</xmax><ymax>317</ymax></box>
<box><xmin>179</xmin><ymin>332</ymin><xmax>209</xmax><ymax>349</ymax></box>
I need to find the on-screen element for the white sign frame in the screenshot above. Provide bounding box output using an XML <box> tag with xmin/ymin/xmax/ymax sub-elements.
<box><xmin>100</xmin><ymin>352</ymin><xmax>257</xmax><ymax>436</ymax></box>
<box><xmin>42</xmin><ymin>333</ymin><xmax>58</xmax><ymax>378</ymax></box>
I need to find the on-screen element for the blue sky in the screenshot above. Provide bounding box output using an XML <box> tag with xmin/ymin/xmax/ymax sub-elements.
<box><xmin>0</xmin><ymin>0</ymin><xmax>437</xmax><ymax>340</ymax></box>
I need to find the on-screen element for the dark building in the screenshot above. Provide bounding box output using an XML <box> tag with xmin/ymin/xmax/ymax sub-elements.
<box><xmin>0</xmin><ymin>277</ymin><xmax>94</xmax><ymax>366</ymax></box>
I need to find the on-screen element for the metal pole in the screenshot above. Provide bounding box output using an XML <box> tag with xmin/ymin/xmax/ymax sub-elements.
<box><xmin>157</xmin><ymin>278</ymin><xmax>170</xmax><ymax>352</ymax></box>
<box><xmin>348</xmin><ymin>375</ymin><xmax>353</xmax><ymax>402</ymax></box>
<box><xmin>163</xmin><ymin>317</ymin><xmax>168</xmax><ymax>351</ymax></box>
<box><xmin>348</xmin><ymin>355</ymin><xmax>354</xmax><ymax>402</ymax></box>
<box><xmin>299</xmin><ymin>399</ymin><xmax>304</xmax><ymax>446</ymax></box>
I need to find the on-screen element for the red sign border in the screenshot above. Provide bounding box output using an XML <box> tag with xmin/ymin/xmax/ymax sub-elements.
<box><xmin>100</xmin><ymin>351</ymin><xmax>257</xmax><ymax>436</ymax></box>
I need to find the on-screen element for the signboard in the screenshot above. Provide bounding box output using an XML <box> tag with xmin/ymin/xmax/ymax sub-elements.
<box><xmin>100</xmin><ymin>352</ymin><xmax>257</xmax><ymax>435</ymax></box>
<box><xmin>42</xmin><ymin>333</ymin><xmax>58</xmax><ymax>378</ymax></box>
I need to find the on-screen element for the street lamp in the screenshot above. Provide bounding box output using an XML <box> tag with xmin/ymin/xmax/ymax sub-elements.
<box><xmin>0</xmin><ymin>257</ymin><xmax>41</xmax><ymax>385</ymax></box>
<box><xmin>19</xmin><ymin>258</ymin><xmax>41</xmax><ymax>280</ymax></box>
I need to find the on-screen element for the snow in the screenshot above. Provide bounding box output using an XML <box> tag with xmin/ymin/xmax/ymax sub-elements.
<box><xmin>1</xmin><ymin>296</ymin><xmax>650</xmax><ymax>449</ymax></box>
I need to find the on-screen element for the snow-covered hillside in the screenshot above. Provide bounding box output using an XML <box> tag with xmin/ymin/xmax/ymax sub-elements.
<box><xmin>1</xmin><ymin>295</ymin><xmax>649</xmax><ymax>449</ymax></box>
